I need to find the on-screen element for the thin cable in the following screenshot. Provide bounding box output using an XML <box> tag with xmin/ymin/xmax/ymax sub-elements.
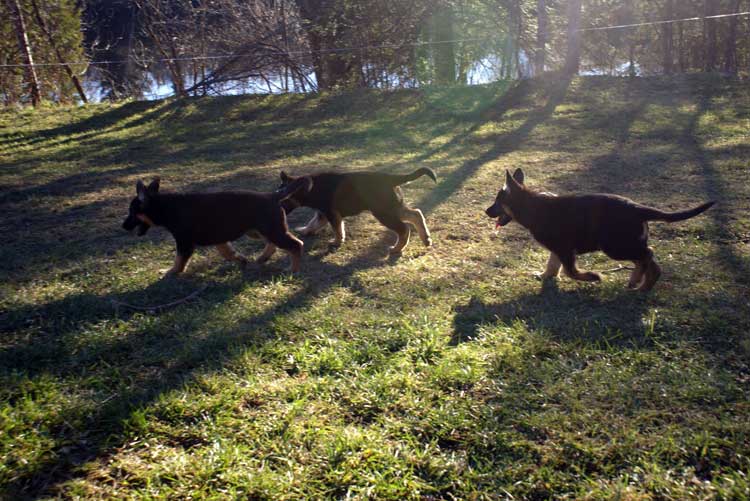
<box><xmin>1</xmin><ymin>11</ymin><xmax>748</xmax><ymax>69</ymax></box>
<box><xmin>579</xmin><ymin>11</ymin><xmax>750</xmax><ymax>31</ymax></box>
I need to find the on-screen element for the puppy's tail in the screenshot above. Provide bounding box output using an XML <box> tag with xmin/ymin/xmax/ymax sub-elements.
<box><xmin>639</xmin><ymin>201</ymin><xmax>715</xmax><ymax>222</ymax></box>
<box><xmin>273</xmin><ymin>177</ymin><xmax>313</xmax><ymax>202</ymax></box>
<box><xmin>391</xmin><ymin>168</ymin><xmax>437</xmax><ymax>186</ymax></box>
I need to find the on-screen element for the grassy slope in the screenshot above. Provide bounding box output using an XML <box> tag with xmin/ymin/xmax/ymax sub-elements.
<box><xmin>0</xmin><ymin>75</ymin><xmax>749</xmax><ymax>499</ymax></box>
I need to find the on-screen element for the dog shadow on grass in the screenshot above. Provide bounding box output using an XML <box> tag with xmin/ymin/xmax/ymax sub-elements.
<box><xmin>451</xmin><ymin>279</ymin><xmax>655</xmax><ymax>348</ymax></box>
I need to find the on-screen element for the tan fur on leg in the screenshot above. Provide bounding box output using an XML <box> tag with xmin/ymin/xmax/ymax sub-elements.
<box><xmin>400</xmin><ymin>207</ymin><xmax>431</xmax><ymax>247</ymax></box>
<box><xmin>295</xmin><ymin>212</ymin><xmax>328</xmax><ymax>236</ymax></box>
<box><xmin>638</xmin><ymin>258</ymin><xmax>662</xmax><ymax>292</ymax></box>
<box><xmin>389</xmin><ymin>227</ymin><xmax>411</xmax><ymax>255</ymax></box>
<box><xmin>628</xmin><ymin>261</ymin><xmax>646</xmax><ymax>289</ymax></box>
<box><xmin>332</xmin><ymin>214</ymin><xmax>345</xmax><ymax>246</ymax></box>
<box><xmin>563</xmin><ymin>264</ymin><xmax>602</xmax><ymax>282</ymax></box>
<box><xmin>257</xmin><ymin>242</ymin><xmax>277</xmax><ymax>264</ymax></box>
<box><xmin>286</xmin><ymin>249</ymin><xmax>302</xmax><ymax>272</ymax></box>
<box><xmin>216</xmin><ymin>243</ymin><xmax>248</xmax><ymax>267</ymax></box>
<box><xmin>540</xmin><ymin>252</ymin><xmax>562</xmax><ymax>279</ymax></box>
<box><xmin>164</xmin><ymin>254</ymin><xmax>190</xmax><ymax>278</ymax></box>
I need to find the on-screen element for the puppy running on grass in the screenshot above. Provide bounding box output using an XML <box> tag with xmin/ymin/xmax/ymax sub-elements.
<box><xmin>485</xmin><ymin>168</ymin><xmax>715</xmax><ymax>291</ymax></box>
<box><xmin>278</xmin><ymin>168</ymin><xmax>437</xmax><ymax>255</ymax></box>
<box><xmin>122</xmin><ymin>176</ymin><xmax>312</xmax><ymax>277</ymax></box>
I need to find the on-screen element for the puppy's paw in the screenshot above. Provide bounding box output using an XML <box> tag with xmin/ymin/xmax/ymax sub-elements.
<box><xmin>423</xmin><ymin>236</ymin><xmax>433</xmax><ymax>247</ymax></box>
<box><xmin>535</xmin><ymin>271</ymin><xmax>557</xmax><ymax>281</ymax></box>
<box><xmin>586</xmin><ymin>272</ymin><xmax>602</xmax><ymax>282</ymax></box>
<box><xmin>626</xmin><ymin>279</ymin><xmax>642</xmax><ymax>290</ymax></box>
<box><xmin>161</xmin><ymin>270</ymin><xmax>179</xmax><ymax>280</ymax></box>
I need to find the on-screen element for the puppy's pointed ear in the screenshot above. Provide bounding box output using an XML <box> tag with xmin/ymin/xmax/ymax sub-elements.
<box><xmin>136</xmin><ymin>179</ymin><xmax>147</xmax><ymax>201</ymax></box>
<box><xmin>280</xmin><ymin>171</ymin><xmax>290</xmax><ymax>182</ymax></box>
<box><xmin>506</xmin><ymin>169</ymin><xmax>522</xmax><ymax>192</ymax></box>
<box><xmin>512</xmin><ymin>168</ymin><xmax>524</xmax><ymax>185</ymax></box>
<box><xmin>147</xmin><ymin>176</ymin><xmax>160</xmax><ymax>194</ymax></box>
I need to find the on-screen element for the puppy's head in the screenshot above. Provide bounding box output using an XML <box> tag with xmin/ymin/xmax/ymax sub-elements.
<box><xmin>485</xmin><ymin>168</ymin><xmax>525</xmax><ymax>227</ymax></box>
<box><xmin>122</xmin><ymin>177</ymin><xmax>160</xmax><ymax>236</ymax></box>
<box><xmin>278</xmin><ymin>170</ymin><xmax>304</xmax><ymax>212</ymax></box>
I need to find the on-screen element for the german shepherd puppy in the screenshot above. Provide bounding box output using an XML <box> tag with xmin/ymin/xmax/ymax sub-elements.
<box><xmin>278</xmin><ymin>168</ymin><xmax>437</xmax><ymax>255</ymax></box>
<box><xmin>122</xmin><ymin>176</ymin><xmax>312</xmax><ymax>276</ymax></box>
<box><xmin>485</xmin><ymin>168</ymin><xmax>715</xmax><ymax>291</ymax></box>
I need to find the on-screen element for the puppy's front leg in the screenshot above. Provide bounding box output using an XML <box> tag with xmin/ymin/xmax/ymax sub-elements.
<box><xmin>164</xmin><ymin>253</ymin><xmax>191</xmax><ymax>278</ymax></box>
<box><xmin>163</xmin><ymin>241</ymin><xmax>194</xmax><ymax>278</ymax></box>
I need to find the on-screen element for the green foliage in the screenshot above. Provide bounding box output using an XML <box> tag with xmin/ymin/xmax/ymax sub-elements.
<box><xmin>0</xmin><ymin>0</ymin><xmax>86</xmax><ymax>104</ymax></box>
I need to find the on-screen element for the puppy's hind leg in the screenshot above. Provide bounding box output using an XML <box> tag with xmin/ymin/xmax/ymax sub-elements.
<box><xmin>374</xmin><ymin>211</ymin><xmax>411</xmax><ymax>255</ymax></box>
<box><xmin>637</xmin><ymin>249</ymin><xmax>662</xmax><ymax>292</ymax></box>
<box><xmin>295</xmin><ymin>211</ymin><xmax>328</xmax><ymax>236</ymax></box>
<box><xmin>400</xmin><ymin>206</ymin><xmax>432</xmax><ymax>247</ymax></box>
<box><xmin>560</xmin><ymin>253</ymin><xmax>602</xmax><ymax>283</ymax></box>
<box><xmin>538</xmin><ymin>252</ymin><xmax>562</xmax><ymax>280</ymax></box>
<box><xmin>216</xmin><ymin>242</ymin><xmax>249</xmax><ymax>268</ymax></box>
<box><xmin>256</xmin><ymin>242</ymin><xmax>277</xmax><ymax>264</ymax></box>
<box><xmin>627</xmin><ymin>261</ymin><xmax>646</xmax><ymax>289</ymax></box>
<box><xmin>267</xmin><ymin>231</ymin><xmax>304</xmax><ymax>272</ymax></box>
<box><xmin>329</xmin><ymin>212</ymin><xmax>346</xmax><ymax>247</ymax></box>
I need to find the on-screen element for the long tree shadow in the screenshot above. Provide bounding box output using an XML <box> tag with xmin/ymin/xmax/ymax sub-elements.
<box><xmin>684</xmin><ymin>80</ymin><xmax>750</xmax><ymax>287</ymax></box>
<box><xmin>0</xmin><ymin>101</ymin><xmax>161</xmax><ymax>150</ymax></box>
<box><xmin>418</xmin><ymin>74</ymin><xmax>572</xmax><ymax>215</ymax></box>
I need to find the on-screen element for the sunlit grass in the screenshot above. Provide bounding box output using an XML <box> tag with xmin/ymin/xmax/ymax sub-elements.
<box><xmin>1</xmin><ymin>75</ymin><xmax>748</xmax><ymax>499</ymax></box>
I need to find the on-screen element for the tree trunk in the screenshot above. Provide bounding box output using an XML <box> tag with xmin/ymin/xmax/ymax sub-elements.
<box><xmin>703</xmin><ymin>0</ymin><xmax>718</xmax><ymax>71</ymax></box>
<box><xmin>5</xmin><ymin>0</ymin><xmax>41</xmax><ymax>106</ymax></box>
<box><xmin>29</xmin><ymin>0</ymin><xmax>87</xmax><ymax>103</ymax></box>
<box><xmin>564</xmin><ymin>0</ymin><xmax>582</xmax><ymax>75</ymax></box>
<box><xmin>724</xmin><ymin>0</ymin><xmax>741</xmax><ymax>73</ymax></box>
<box><xmin>535</xmin><ymin>0</ymin><xmax>547</xmax><ymax>75</ymax></box>
<box><xmin>308</xmin><ymin>30</ymin><xmax>325</xmax><ymax>90</ymax></box>
<box><xmin>661</xmin><ymin>0</ymin><xmax>674</xmax><ymax>74</ymax></box>
<box><xmin>433</xmin><ymin>4</ymin><xmax>456</xmax><ymax>85</ymax></box>
<box><xmin>677</xmin><ymin>21</ymin><xmax>686</xmax><ymax>72</ymax></box>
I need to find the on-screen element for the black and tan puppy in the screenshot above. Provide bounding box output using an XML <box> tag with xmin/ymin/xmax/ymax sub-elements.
<box><xmin>122</xmin><ymin>176</ymin><xmax>312</xmax><ymax>276</ymax></box>
<box><xmin>485</xmin><ymin>168</ymin><xmax>715</xmax><ymax>291</ymax></box>
<box><xmin>278</xmin><ymin>168</ymin><xmax>437</xmax><ymax>255</ymax></box>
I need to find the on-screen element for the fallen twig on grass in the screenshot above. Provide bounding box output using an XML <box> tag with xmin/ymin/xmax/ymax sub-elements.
<box><xmin>110</xmin><ymin>285</ymin><xmax>208</xmax><ymax>314</ymax></box>
<box><xmin>599</xmin><ymin>265</ymin><xmax>635</xmax><ymax>274</ymax></box>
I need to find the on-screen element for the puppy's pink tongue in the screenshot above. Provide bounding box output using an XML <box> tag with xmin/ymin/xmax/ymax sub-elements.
<box><xmin>495</xmin><ymin>220</ymin><xmax>501</xmax><ymax>229</ymax></box>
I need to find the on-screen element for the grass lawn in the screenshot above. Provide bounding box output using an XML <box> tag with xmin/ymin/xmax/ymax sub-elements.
<box><xmin>1</xmin><ymin>74</ymin><xmax>749</xmax><ymax>499</ymax></box>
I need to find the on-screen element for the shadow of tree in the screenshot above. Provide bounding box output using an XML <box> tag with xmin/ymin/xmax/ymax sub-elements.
<box><xmin>419</xmin><ymin>74</ymin><xmax>573</xmax><ymax>215</ymax></box>
<box><xmin>683</xmin><ymin>79</ymin><xmax>750</xmax><ymax>287</ymax></box>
